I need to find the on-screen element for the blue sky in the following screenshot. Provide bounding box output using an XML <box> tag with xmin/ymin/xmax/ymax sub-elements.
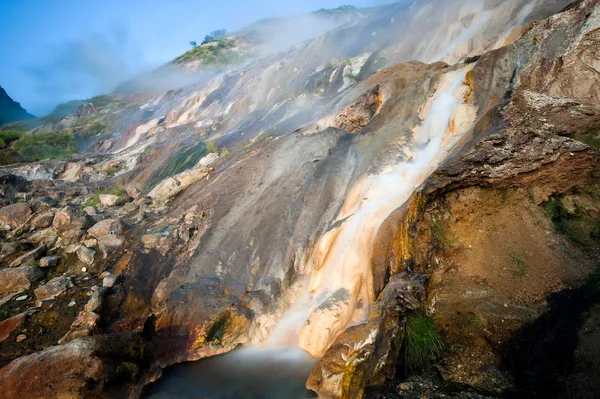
<box><xmin>0</xmin><ymin>0</ymin><xmax>389</xmax><ymax>116</ymax></box>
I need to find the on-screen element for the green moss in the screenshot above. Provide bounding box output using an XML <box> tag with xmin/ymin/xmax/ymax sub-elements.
<box><xmin>429</xmin><ymin>218</ymin><xmax>455</xmax><ymax>249</ymax></box>
<box><xmin>0</xmin><ymin>130</ymin><xmax>23</xmax><ymax>148</ymax></box>
<box><xmin>404</xmin><ymin>313</ymin><xmax>444</xmax><ymax>371</ymax></box>
<box><xmin>572</xmin><ymin>131</ymin><xmax>600</xmax><ymax>150</ymax></box>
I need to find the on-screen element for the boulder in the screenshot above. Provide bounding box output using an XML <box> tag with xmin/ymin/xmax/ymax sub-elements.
<box><xmin>28</xmin><ymin>228</ymin><xmax>59</xmax><ymax>248</ymax></box>
<box><xmin>59</xmin><ymin>286</ymin><xmax>108</xmax><ymax>344</ymax></box>
<box><xmin>0</xmin><ymin>203</ymin><xmax>32</xmax><ymax>231</ymax></box>
<box><xmin>0</xmin><ymin>334</ymin><xmax>155</xmax><ymax>399</ymax></box>
<box><xmin>82</xmin><ymin>206</ymin><xmax>97</xmax><ymax>216</ymax></box>
<box><xmin>98</xmin><ymin>234</ymin><xmax>125</xmax><ymax>258</ymax></box>
<box><xmin>148</xmin><ymin>165</ymin><xmax>210</xmax><ymax>203</ymax></box>
<box><xmin>153</xmin><ymin>276</ymin><xmax>252</xmax><ymax>366</ymax></box>
<box><xmin>99</xmin><ymin>194</ymin><xmax>126</xmax><ymax>207</ymax></box>
<box><xmin>52</xmin><ymin>207</ymin><xmax>93</xmax><ymax>234</ymax></box>
<box><xmin>34</xmin><ymin>276</ymin><xmax>73</xmax><ymax>301</ymax></box>
<box><xmin>9</xmin><ymin>245</ymin><xmax>46</xmax><ymax>267</ymax></box>
<box><xmin>0</xmin><ymin>266</ymin><xmax>45</xmax><ymax>293</ymax></box>
<box><xmin>29</xmin><ymin>211</ymin><xmax>55</xmax><ymax>230</ymax></box>
<box><xmin>59</xmin><ymin>229</ymin><xmax>86</xmax><ymax>246</ymax></box>
<box><xmin>88</xmin><ymin>219</ymin><xmax>123</xmax><ymax>239</ymax></box>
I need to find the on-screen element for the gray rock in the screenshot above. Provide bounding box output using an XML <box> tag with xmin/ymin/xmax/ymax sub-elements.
<box><xmin>98</xmin><ymin>235</ymin><xmax>125</xmax><ymax>258</ymax></box>
<box><xmin>39</xmin><ymin>255</ymin><xmax>59</xmax><ymax>268</ymax></box>
<box><xmin>34</xmin><ymin>276</ymin><xmax>74</xmax><ymax>301</ymax></box>
<box><xmin>199</xmin><ymin>152</ymin><xmax>219</xmax><ymax>167</ymax></box>
<box><xmin>76</xmin><ymin>246</ymin><xmax>95</xmax><ymax>265</ymax></box>
<box><xmin>0</xmin><ymin>266</ymin><xmax>45</xmax><ymax>293</ymax></box>
<box><xmin>88</xmin><ymin>219</ymin><xmax>123</xmax><ymax>239</ymax></box>
<box><xmin>102</xmin><ymin>274</ymin><xmax>120</xmax><ymax>288</ymax></box>
<box><xmin>82</xmin><ymin>206</ymin><xmax>97</xmax><ymax>216</ymax></box>
<box><xmin>99</xmin><ymin>194</ymin><xmax>126</xmax><ymax>207</ymax></box>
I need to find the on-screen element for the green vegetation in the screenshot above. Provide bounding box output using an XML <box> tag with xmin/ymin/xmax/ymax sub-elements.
<box><xmin>70</xmin><ymin>118</ymin><xmax>110</xmax><ymax>138</ymax></box>
<box><xmin>81</xmin><ymin>186</ymin><xmax>128</xmax><ymax>209</ymax></box>
<box><xmin>543</xmin><ymin>195</ymin><xmax>600</xmax><ymax>248</ymax></box>
<box><xmin>201</xmin><ymin>29</ymin><xmax>227</xmax><ymax>45</ymax></box>
<box><xmin>404</xmin><ymin>313</ymin><xmax>444</xmax><ymax>370</ymax></box>
<box><xmin>429</xmin><ymin>218</ymin><xmax>455</xmax><ymax>249</ymax></box>
<box><xmin>510</xmin><ymin>250</ymin><xmax>528</xmax><ymax>277</ymax></box>
<box><xmin>0</xmin><ymin>130</ymin><xmax>23</xmax><ymax>148</ymax></box>
<box><xmin>315</xmin><ymin>5</ymin><xmax>358</xmax><ymax>16</ymax></box>
<box><xmin>89</xmin><ymin>95</ymin><xmax>114</xmax><ymax>109</ymax></box>
<box><xmin>41</xmin><ymin>100</ymin><xmax>87</xmax><ymax>123</ymax></box>
<box><xmin>146</xmin><ymin>142</ymin><xmax>208</xmax><ymax>189</ymax></box>
<box><xmin>174</xmin><ymin>39</ymin><xmax>245</xmax><ymax>67</ymax></box>
<box><xmin>572</xmin><ymin>131</ymin><xmax>600</xmax><ymax>150</ymax></box>
<box><xmin>10</xmin><ymin>131</ymin><xmax>76</xmax><ymax>162</ymax></box>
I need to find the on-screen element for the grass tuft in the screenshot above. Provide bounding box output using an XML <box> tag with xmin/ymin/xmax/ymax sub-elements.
<box><xmin>404</xmin><ymin>313</ymin><xmax>444</xmax><ymax>370</ymax></box>
<box><xmin>429</xmin><ymin>218</ymin><xmax>455</xmax><ymax>249</ymax></box>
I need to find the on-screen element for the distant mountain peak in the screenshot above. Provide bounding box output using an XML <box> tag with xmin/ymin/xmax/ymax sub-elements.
<box><xmin>0</xmin><ymin>86</ymin><xmax>35</xmax><ymax>126</ymax></box>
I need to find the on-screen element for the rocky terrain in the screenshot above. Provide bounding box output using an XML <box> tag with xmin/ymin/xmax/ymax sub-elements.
<box><xmin>0</xmin><ymin>0</ymin><xmax>599</xmax><ymax>398</ymax></box>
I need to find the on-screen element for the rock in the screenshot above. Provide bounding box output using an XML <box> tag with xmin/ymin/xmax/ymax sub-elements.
<box><xmin>82</xmin><ymin>206</ymin><xmax>97</xmax><ymax>216</ymax></box>
<box><xmin>59</xmin><ymin>286</ymin><xmax>108</xmax><ymax>344</ymax></box>
<box><xmin>15</xmin><ymin>295</ymin><xmax>27</xmax><ymax>301</ymax></box>
<box><xmin>83</xmin><ymin>238</ymin><xmax>98</xmax><ymax>248</ymax></box>
<box><xmin>28</xmin><ymin>228</ymin><xmax>59</xmax><ymax>248</ymax></box>
<box><xmin>0</xmin><ymin>203</ymin><xmax>32</xmax><ymax>231</ymax></box>
<box><xmin>98</xmin><ymin>234</ymin><xmax>125</xmax><ymax>258</ymax></box>
<box><xmin>102</xmin><ymin>273</ymin><xmax>119</xmax><ymax>288</ymax></box>
<box><xmin>88</xmin><ymin>218</ymin><xmax>123</xmax><ymax>239</ymax></box>
<box><xmin>39</xmin><ymin>255</ymin><xmax>59</xmax><ymax>268</ymax></box>
<box><xmin>307</xmin><ymin>274</ymin><xmax>426</xmax><ymax>399</ymax></box>
<box><xmin>199</xmin><ymin>152</ymin><xmax>219</xmax><ymax>166</ymax></box>
<box><xmin>59</xmin><ymin>229</ymin><xmax>86</xmax><ymax>246</ymax></box>
<box><xmin>0</xmin><ymin>334</ymin><xmax>154</xmax><ymax>399</ymax></box>
<box><xmin>0</xmin><ymin>313</ymin><xmax>26</xmax><ymax>343</ymax></box>
<box><xmin>34</xmin><ymin>276</ymin><xmax>73</xmax><ymax>301</ymax></box>
<box><xmin>0</xmin><ymin>266</ymin><xmax>45</xmax><ymax>293</ymax></box>
<box><xmin>52</xmin><ymin>207</ymin><xmax>93</xmax><ymax>234</ymax></box>
<box><xmin>29</xmin><ymin>211</ymin><xmax>55</xmax><ymax>230</ymax></box>
<box><xmin>397</xmin><ymin>382</ymin><xmax>414</xmax><ymax>391</ymax></box>
<box><xmin>153</xmin><ymin>277</ymin><xmax>252</xmax><ymax>366</ymax></box>
<box><xmin>15</xmin><ymin>334</ymin><xmax>26</xmax><ymax>343</ymax></box>
<box><xmin>77</xmin><ymin>246</ymin><xmax>95</xmax><ymax>265</ymax></box>
<box><xmin>9</xmin><ymin>245</ymin><xmax>46</xmax><ymax>267</ymax></box>
<box><xmin>122</xmin><ymin>202</ymin><xmax>138</xmax><ymax>214</ymax></box>
<box><xmin>99</xmin><ymin>194</ymin><xmax>126</xmax><ymax>207</ymax></box>
<box><xmin>148</xmin><ymin>165</ymin><xmax>210</xmax><ymax>203</ymax></box>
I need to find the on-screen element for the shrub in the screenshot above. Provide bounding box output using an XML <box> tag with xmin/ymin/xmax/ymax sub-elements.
<box><xmin>404</xmin><ymin>313</ymin><xmax>444</xmax><ymax>370</ymax></box>
<box><xmin>0</xmin><ymin>130</ymin><xmax>23</xmax><ymax>148</ymax></box>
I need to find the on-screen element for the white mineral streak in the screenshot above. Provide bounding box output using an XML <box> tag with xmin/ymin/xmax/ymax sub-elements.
<box><xmin>289</xmin><ymin>67</ymin><xmax>478</xmax><ymax>357</ymax></box>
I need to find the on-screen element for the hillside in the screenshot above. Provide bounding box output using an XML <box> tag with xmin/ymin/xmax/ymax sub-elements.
<box><xmin>0</xmin><ymin>86</ymin><xmax>34</xmax><ymax>126</ymax></box>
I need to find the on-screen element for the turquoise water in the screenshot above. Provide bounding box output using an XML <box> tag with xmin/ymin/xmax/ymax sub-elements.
<box><xmin>143</xmin><ymin>346</ymin><xmax>318</xmax><ymax>399</ymax></box>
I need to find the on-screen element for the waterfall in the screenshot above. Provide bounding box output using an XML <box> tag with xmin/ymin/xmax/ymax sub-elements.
<box><xmin>268</xmin><ymin>67</ymin><xmax>479</xmax><ymax>357</ymax></box>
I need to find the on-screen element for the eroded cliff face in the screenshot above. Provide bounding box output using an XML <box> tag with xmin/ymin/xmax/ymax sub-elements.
<box><xmin>0</xmin><ymin>0</ymin><xmax>598</xmax><ymax>398</ymax></box>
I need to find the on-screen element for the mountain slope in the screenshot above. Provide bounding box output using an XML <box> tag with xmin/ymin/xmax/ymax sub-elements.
<box><xmin>0</xmin><ymin>86</ymin><xmax>34</xmax><ymax>126</ymax></box>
